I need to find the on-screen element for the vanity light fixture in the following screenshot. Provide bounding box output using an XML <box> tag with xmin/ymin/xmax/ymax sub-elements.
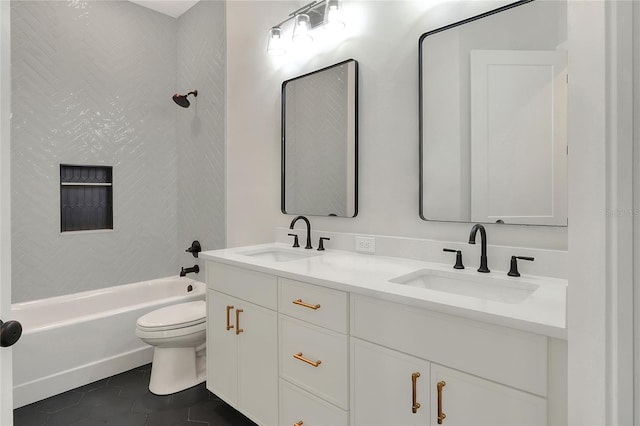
<box><xmin>266</xmin><ymin>0</ymin><xmax>347</xmax><ymax>56</ymax></box>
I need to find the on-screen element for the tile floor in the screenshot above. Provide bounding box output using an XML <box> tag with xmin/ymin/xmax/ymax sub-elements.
<box><xmin>13</xmin><ymin>364</ymin><xmax>257</xmax><ymax>426</ymax></box>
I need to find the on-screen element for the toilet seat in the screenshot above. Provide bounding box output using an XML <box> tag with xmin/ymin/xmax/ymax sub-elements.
<box><xmin>136</xmin><ymin>300</ymin><xmax>205</xmax><ymax>332</ymax></box>
<box><xmin>136</xmin><ymin>321</ymin><xmax>205</xmax><ymax>340</ymax></box>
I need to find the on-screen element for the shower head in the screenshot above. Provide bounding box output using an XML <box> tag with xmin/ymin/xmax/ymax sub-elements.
<box><xmin>172</xmin><ymin>90</ymin><xmax>198</xmax><ymax>108</ymax></box>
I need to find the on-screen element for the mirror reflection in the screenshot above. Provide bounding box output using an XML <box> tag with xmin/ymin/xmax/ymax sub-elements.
<box><xmin>420</xmin><ymin>0</ymin><xmax>568</xmax><ymax>226</ymax></box>
<box><xmin>282</xmin><ymin>59</ymin><xmax>358</xmax><ymax>218</ymax></box>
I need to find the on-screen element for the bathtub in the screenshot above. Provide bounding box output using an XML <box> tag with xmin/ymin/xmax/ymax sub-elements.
<box><xmin>11</xmin><ymin>276</ymin><xmax>205</xmax><ymax>408</ymax></box>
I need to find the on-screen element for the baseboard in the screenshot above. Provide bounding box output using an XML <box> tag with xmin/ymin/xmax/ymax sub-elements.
<box><xmin>13</xmin><ymin>347</ymin><xmax>153</xmax><ymax>409</ymax></box>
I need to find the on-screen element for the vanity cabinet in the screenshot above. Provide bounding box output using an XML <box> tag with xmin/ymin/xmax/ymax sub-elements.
<box><xmin>350</xmin><ymin>294</ymin><xmax>548</xmax><ymax>426</ymax></box>
<box><xmin>204</xmin><ymin>258</ymin><xmax>565</xmax><ymax>426</ymax></box>
<box><xmin>206</xmin><ymin>263</ymin><xmax>278</xmax><ymax>426</ymax></box>
<box><xmin>278</xmin><ymin>278</ymin><xmax>349</xmax><ymax>425</ymax></box>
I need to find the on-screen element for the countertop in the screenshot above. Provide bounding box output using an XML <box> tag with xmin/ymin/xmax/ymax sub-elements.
<box><xmin>200</xmin><ymin>243</ymin><xmax>567</xmax><ymax>339</ymax></box>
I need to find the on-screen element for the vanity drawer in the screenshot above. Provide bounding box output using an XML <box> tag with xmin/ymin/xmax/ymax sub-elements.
<box><xmin>279</xmin><ymin>315</ymin><xmax>348</xmax><ymax>410</ymax></box>
<box><xmin>206</xmin><ymin>262</ymin><xmax>277</xmax><ymax>310</ymax></box>
<box><xmin>280</xmin><ymin>379</ymin><xmax>348</xmax><ymax>426</ymax></box>
<box><xmin>279</xmin><ymin>278</ymin><xmax>348</xmax><ymax>333</ymax></box>
<box><xmin>350</xmin><ymin>294</ymin><xmax>547</xmax><ymax>396</ymax></box>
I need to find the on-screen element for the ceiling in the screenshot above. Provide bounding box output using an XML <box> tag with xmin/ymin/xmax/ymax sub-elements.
<box><xmin>128</xmin><ymin>0</ymin><xmax>200</xmax><ymax>18</ymax></box>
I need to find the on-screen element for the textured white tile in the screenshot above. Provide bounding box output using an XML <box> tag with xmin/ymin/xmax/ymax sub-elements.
<box><xmin>11</xmin><ymin>1</ymin><xmax>226</xmax><ymax>302</ymax></box>
<box><xmin>176</xmin><ymin>0</ymin><xmax>226</xmax><ymax>263</ymax></box>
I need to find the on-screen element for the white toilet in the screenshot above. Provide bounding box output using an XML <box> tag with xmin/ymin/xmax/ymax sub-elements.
<box><xmin>135</xmin><ymin>300</ymin><xmax>206</xmax><ymax>395</ymax></box>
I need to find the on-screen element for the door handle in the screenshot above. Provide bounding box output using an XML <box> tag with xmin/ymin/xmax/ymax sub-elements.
<box><xmin>235</xmin><ymin>309</ymin><xmax>244</xmax><ymax>335</ymax></box>
<box><xmin>0</xmin><ymin>320</ymin><xmax>22</xmax><ymax>347</ymax></box>
<box><xmin>437</xmin><ymin>380</ymin><xmax>447</xmax><ymax>424</ymax></box>
<box><xmin>411</xmin><ymin>372</ymin><xmax>421</xmax><ymax>413</ymax></box>
<box><xmin>226</xmin><ymin>305</ymin><xmax>234</xmax><ymax>330</ymax></box>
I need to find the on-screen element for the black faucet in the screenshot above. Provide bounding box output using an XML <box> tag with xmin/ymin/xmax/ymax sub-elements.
<box><xmin>180</xmin><ymin>265</ymin><xmax>200</xmax><ymax>277</ymax></box>
<box><xmin>289</xmin><ymin>216</ymin><xmax>312</xmax><ymax>249</ymax></box>
<box><xmin>468</xmin><ymin>223</ymin><xmax>490</xmax><ymax>273</ymax></box>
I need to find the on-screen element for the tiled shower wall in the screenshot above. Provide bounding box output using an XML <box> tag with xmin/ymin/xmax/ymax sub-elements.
<box><xmin>176</xmin><ymin>1</ymin><xmax>226</xmax><ymax>265</ymax></box>
<box><xmin>10</xmin><ymin>1</ymin><xmax>225</xmax><ymax>302</ymax></box>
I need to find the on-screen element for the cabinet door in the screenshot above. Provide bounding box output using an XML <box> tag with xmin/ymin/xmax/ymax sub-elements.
<box><xmin>237</xmin><ymin>300</ymin><xmax>279</xmax><ymax>426</ymax></box>
<box><xmin>207</xmin><ymin>290</ymin><xmax>239</xmax><ymax>406</ymax></box>
<box><xmin>430</xmin><ymin>364</ymin><xmax>546</xmax><ymax>426</ymax></box>
<box><xmin>280</xmin><ymin>379</ymin><xmax>348</xmax><ymax>426</ymax></box>
<box><xmin>351</xmin><ymin>338</ymin><xmax>430</xmax><ymax>426</ymax></box>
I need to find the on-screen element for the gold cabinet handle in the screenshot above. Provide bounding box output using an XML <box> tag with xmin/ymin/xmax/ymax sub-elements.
<box><xmin>225</xmin><ymin>305</ymin><xmax>234</xmax><ymax>330</ymax></box>
<box><xmin>235</xmin><ymin>308</ymin><xmax>244</xmax><ymax>335</ymax></box>
<box><xmin>292</xmin><ymin>299</ymin><xmax>321</xmax><ymax>310</ymax></box>
<box><xmin>293</xmin><ymin>352</ymin><xmax>322</xmax><ymax>367</ymax></box>
<box><xmin>294</xmin><ymin>421</ymin><xmax>304</xmax><ymax>426</ymax></box>
<box><xmin>437</xmin><ymin>380</ymin><xmax>447</xmax><ymax>424</ymax></box>
<box><xmin>411</xmin><ymin>372</ymin><xmax>421</xmax><ymax>413</ymax></box>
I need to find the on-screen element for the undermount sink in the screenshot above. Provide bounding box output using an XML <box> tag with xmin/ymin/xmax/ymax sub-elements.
<box><xmin>389</xmin><ymin>269</ymin><xmax>539</xmax><ymax>304</ymax></box>
<box><xmin>239</xmin><ymin>247</ymin><xmax>322</xmax><ymax>262</ymax></box>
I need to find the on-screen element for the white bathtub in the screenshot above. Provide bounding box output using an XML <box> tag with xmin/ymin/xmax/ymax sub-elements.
<box><xmin>11</xmin><ymin>276</ymin><xmax>205</xmax><ymax>408</ymax></box>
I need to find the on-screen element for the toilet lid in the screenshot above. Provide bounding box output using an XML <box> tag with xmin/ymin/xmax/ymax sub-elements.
<box><xmin>137</xmin><ymin>300</ymin><xmax>205</xmax><ymax>331</ymax></box>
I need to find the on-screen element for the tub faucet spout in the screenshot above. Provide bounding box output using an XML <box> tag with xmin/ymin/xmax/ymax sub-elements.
<box><xmin>180</xmin><ymin>265</ymin><xmax>200</xmax><ymax>277</ymax></box>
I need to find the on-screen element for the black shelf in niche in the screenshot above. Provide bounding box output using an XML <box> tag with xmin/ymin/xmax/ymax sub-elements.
<box><xmin>60</xmin><ymin>164</ymin><xmax>113</xmax><ymax>232</ymax></box>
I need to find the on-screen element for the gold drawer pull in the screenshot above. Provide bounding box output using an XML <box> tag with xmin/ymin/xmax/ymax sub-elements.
<box><xmin>293</xmin><ymin>352</ymin><xmax>322</xmax><ymax>367</ymax></box>
<box><xmin>235</xmin><ymin>308</ymin><xmax>244</xmax><ymax>335</ymax></box>
<box><xmin>226</xmin><ymin>305</ymin><xmax>234</xmax><ymax>330</ymax></box>
<box><xmin>411</xmin><ymin>372</ymin><xmax>421</xmax><ymax>413</ymax></box>
<box><xmin>293</xmin><ymin>299</ymin><xmax>321</xmax><ymax>310</ymax></box>
<box><xmin>294</xmin><ymin>421</ymin><xmax>304</xmax><ymax>426</ymax></box>
<box><xmin>437</xmin><ymin>380</ymin><xmax>447</xmax><ymax>424</ymax></box>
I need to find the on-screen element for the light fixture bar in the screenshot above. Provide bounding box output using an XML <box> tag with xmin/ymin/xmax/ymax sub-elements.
<box><xmin>288</xmin><ymin>1</ymin><xmax>318</xmax><ymax>18</ymax></box>
<box><xmin>274</xmin><ymin>0</ymin><xmax>325</xmax><ymax>28</ymax></box>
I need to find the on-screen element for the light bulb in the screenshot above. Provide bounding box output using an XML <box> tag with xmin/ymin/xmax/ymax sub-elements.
<box><xmin>267</xmin><ymin>27</ymin><xmax>286</xmax><ymax>56</ymax></box>
<box><xmin>293</xmin><ymin>13</ymin><xmax>313</xmax><ymax>45</ymax></box>
<box><xmin>324</xmin><ymin>0</ymin><xmax>345</xmax><ymax>31</ymax></box>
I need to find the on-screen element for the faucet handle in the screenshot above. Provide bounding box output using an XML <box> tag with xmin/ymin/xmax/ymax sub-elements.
<box><xmin>288</xmin><ymin>233</ymin><xmax>300</xmax><ymax>248</ymax></box>
<box><xmin>443</xmin><ymin>248</ymin><xmax>464</xmax><ymax>269</ymax></box>
<box><xmin>318</xmin><ymin>237</ymin><xmax>330</xmax><ymax>251</ymax></box>
<box><xmin>508</xmin><ymin>256</ymin><xmax>534</xmax><ymax>277</ymax></box>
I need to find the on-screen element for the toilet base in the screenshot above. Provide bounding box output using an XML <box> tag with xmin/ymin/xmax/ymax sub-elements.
<box><xmin>148</xmin><ymin>346</ymin><xmax>206</xmax><ymax>395</ymax></box>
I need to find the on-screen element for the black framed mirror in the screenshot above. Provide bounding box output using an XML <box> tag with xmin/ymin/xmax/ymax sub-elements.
<box><xmin>282</xmin><ymin>59</ymin><xmax>358</xmax><ymax>218</ymax></box>
<box><xmin>419</xmin><ymin>0</ymin><xmax>568</xmax><ymax>226</ymax></box>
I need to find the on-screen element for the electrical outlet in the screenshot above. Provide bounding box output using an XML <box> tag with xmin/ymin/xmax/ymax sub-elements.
<box><xmin>355</xmin><ymin>236</ymin><xmax>376</xmax><ymax>254</ymax></box>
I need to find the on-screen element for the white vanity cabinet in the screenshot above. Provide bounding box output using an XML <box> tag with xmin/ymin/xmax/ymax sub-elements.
<box><xmin>202</xmin><ymin>252</ymin><xmax>566</xmax><ymax>426</ymax></box>
<box><xmin>350</xmin><ymin>294</ymin><xmax>549</xmax><ymax>426</ymax></box>
<box><xmin>206</xmin><ymin>263</ymin><xmax>278</xmax><ymax>426</ymax></box>
<box><xmin>278</xmin><ymin>277</ymin><xmax>350</xmax><ymax>426</ymax></box>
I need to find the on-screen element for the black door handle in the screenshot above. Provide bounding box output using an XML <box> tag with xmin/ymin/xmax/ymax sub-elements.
<box><xmin>0</xmin><ymin>319</ymin><xmax>22</xmax><ymax>347</ymax></box>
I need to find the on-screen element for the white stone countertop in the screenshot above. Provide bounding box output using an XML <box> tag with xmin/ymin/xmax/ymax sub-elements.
<box><xmin>200</xmin><ymin>243</ymin><xmax>567</xmax><ymax>340</ymax></box>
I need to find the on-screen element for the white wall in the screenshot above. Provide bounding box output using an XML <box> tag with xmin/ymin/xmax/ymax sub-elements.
<box><xmin>566</xmin><ymin>1</ymin><xmax>607</xmax><ymax>423</ymax></box>
<box><xmin>226</xmin><ymin>0</ymin><xmax>568</xmax><ymax>251</ymax></box>
<box><xmin>0</xmin><ymin>0</ymin><xmax>13</xmax><ymax>420</ymax></box>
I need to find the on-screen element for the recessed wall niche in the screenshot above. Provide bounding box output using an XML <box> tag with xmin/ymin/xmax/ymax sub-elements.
<box><xmin>60</xmin><ymin>165</ymin><xmax>113</xmax><ymax>232</ymax></box>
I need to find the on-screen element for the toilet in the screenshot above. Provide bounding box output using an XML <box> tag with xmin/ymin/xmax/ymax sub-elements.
<box><xmin>135</xmin><ymin>300</ymin><xmax>206</xmax><ymax>395</ymax></box>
